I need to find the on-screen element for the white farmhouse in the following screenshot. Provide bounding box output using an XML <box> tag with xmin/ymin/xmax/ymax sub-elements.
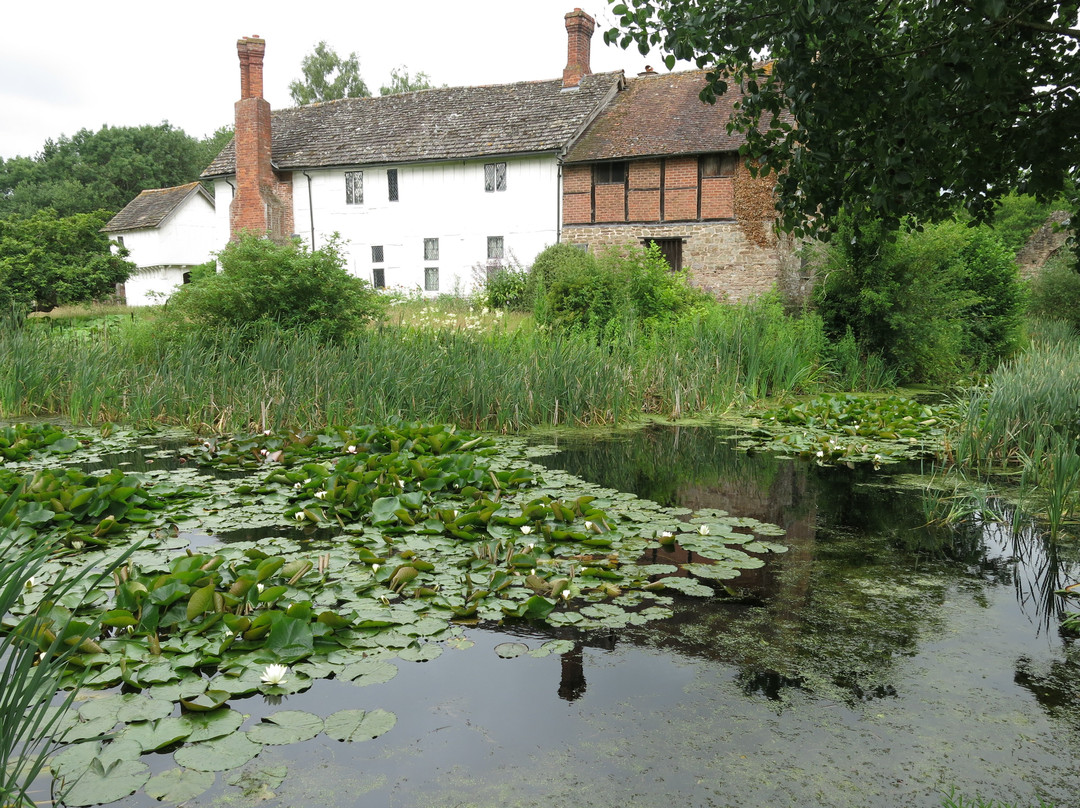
<box><xmin>102</xmin><ymin>182</ymin><xmax>218</xmax><ymax>305</ymax></box>
<box><xmin>201</xmin><ymin>10</ymin><xmax>615</xmax><ymax>295</ymax></box>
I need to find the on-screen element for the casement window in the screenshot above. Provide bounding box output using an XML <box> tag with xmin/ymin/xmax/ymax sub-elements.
<box><xmin>424</xmin><ymin>238</ymin><xmax>439</xmax><ymax>261</ymax></box>
<box><xmin>387</xmin><ymin>169</ymin><xmax>399</xmax><ymax>201</ymax></box>
<box><xmin>484</xmin><ymin>162</ymin><xmax>507</xmax><ymax>192</ymax></box>
<box><xmin>487</xmin><ymin>236</ymin><xmax>504</xmax><ymax>261</ymax></box>
<box><xmin>345</xmin><ymin>171</ymin><xmax>364</xmax><ymax>204</ymax></box>
<box><xmin>424</xmin><ymin>267</ymin><xmax>439</xmax><ymax>291</ymax></box>
<box><xmin>594</xmin><ymin>161</ymin><xmax>627</xmax><ymax>184</ymax></box>
<box><xmin>701</xmin><ymin>153</ymin><xmax>738</xmax><ymax>178</ymax></box>
<box><xmin>371</xmin><ymin>245</ymin><xmax>385</xmax><ymax>288</ymax></box>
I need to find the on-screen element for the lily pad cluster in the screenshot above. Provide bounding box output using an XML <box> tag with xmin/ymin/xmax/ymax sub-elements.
<box><xmin>1</xmin><ymin>419</ymin><xmax>789</xmax><ymax>806</ymax></box>
<box><xmin>1</xmin><ymin>422</ymin><xmax>82</xmax><ymax>461</ymax></box>
<box><xmin>738</xmin><ymin>394</ymin><xmax>951</xmax><ymax>465</ymax></box>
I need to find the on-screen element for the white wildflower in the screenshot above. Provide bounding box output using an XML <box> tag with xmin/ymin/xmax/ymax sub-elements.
<box><xmin>698</xmin><ymin>524</ymin><xmax>710</xmax><ymax>535</ymax></box>
<box><xmin>520</xmin><ymin>525</ymin><xmax>533</xmax><ymax>535</ymax></box>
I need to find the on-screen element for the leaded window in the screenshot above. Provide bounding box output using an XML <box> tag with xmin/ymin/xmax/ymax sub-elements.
<box><xmin>345</xmin><ymin>171</ymin><xmax>363</xmax><ymax>204</ymax></box>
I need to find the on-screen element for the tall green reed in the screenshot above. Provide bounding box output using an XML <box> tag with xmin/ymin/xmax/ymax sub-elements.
<box><xmin>0</xmin><ymin>299</ymin><xmax>881</xmax><ymax>432</ymax></box>
<box><xmin>0</xmin><ymin>488</ymin><xmax>138</xmax><ymax>808</ymax></box>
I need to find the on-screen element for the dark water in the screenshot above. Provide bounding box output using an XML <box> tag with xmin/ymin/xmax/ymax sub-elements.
<box><xmin>79</xmin><ymin>425</ymin><xmax>1080</xmax><ymax>807</ymax></box>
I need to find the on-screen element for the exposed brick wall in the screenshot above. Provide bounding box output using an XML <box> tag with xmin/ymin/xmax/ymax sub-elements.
<box><xmin>230</xmin><ymin>37</ymin><xmax>292</xmax><ymax>242</ymax></box>
<box><xmin>562</xmin><ymin>9</ymin><xmax>595</xmax><ymax>88</ymax></box>
<box><xmin>561</xmin><ymin>221</ymin><xmax>789</xmax><ymax>302</ymax></box>
<box><xmin>700</xmin><ymin>176</ymin><xmax>734</xmax><ymax>219</ymax></box>
<box><xmin>594</xmin><ymin>184</ymin><xmax>625</xmax><ymax>223</ymax></box>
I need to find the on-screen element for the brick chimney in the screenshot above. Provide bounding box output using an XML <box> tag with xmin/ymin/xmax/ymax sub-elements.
<box><xmin>231</xmin><ymin>36</ymin><xmax>292</xmax><ymax>241</ymax></box>
<box><xmin>563</xmin><ymin>8</ymin><xmax>595</xmax><ymax>88</ymax></box>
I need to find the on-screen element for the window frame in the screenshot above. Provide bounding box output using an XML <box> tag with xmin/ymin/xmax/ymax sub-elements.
<box><xmin>701</xmin><ymin>153</ymin><xmax>738</xmax><ymax>178</ymax></box>
<box><xmin>387</xmin><ymin>168</ymin><xmax>399</xmax><ymax>202</ymax></box>
<box><xmin>484</xmin><ymin>162</ymin><xmax>507</xmax><ymax>192</ymax></box>
<box><xmin>424</xmin><ymin>267</ymin><xmax>439</xmax><ymax>292</ymax></box>
<box><xmin>345</xmin><ymin>170</ymin><xmax>364</xmax><ymax>204</ymax></box>
<box><xmin>371</xmin><ymin>245</ymin><xmax>384</xmax><ymax>263</ymax></box>
<box><xmin>487</xmin><ymin>236</ymin><xmax>504</xmax><ymax>262</ymax></box>
<box><xmin>594</xmin><ymin>161</ymin><xmax>627</xmax><ymax>185</ymax></box>
<box><xmin>423</xmin><ymin>238</ymin><xmax>439</xmax><ymax>261</ymax></box>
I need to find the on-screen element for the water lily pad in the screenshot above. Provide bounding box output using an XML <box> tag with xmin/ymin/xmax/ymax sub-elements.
<box><xmin>79</xmin><ymin>692</ymin><xmax>174</xmax><ymax>724</ymax></box>
<box><xmin>323</xmin><ymin>708</ymin><xmax>397</xmax><ymax>742</ymax></box>
<box><xmin>445</xmin><ymin>636</ymin><xmax>475</xmax><ymax>650</ymax></box>
<box><xmin>494</xmin><ymin>642</ymin><xmax>529</xmax><ymax>659</ymax></box>
<box><xmin>116</xmin><ymin>717</ymin><xmax>192</xmax><ymax>752</ymax></box>
<box><xmin>528</xmin><ymin>639</ymin><xmax>575</xmax><ymax>658</ymax></box>
<box><xmin>397</xmin><ymin>644</ymin><xmax>442</xmax><ymax>662</ymax></box>
<box><xmin>338</xmin><ymin>660</ymin><xmax>398</xmax><ymax>686</ymax></box>
<box><xmin>247</xmin><ymin>710</ymin><xmax>324</xmax><ymax>745</ymax></box>
<box><xmin>173</xmin><ymin>731</ymin><xmax>261</xmax><ymax>771</ymax></box>
<box><xmin>62</xmin><ymin>757</ymin><xmax>151</xmax><ymax>806</ymax></box>
<box><xmin>228</xmin><ymin>763</ymin><xmax>288</xmax><ymax>797</ymax></box>
<box><xmin>177</xmin><ymin>708</ymin><xmax>245</xmax><ymax>743</ymax></box>
<box><xmin>144</xmin><ymin>768</ymin><xmax>215</xmax><ymax>803</ymax></box>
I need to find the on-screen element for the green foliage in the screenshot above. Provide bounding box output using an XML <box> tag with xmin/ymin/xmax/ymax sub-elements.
<box><xmin>289</xmin><ymin>42</ymin><xmax>370</xmax><ymax>105</ymax></box>
<box><xmin>0</xmin><ymin>123</ymin><xmax>219</xmax><ymax>218</ymax></box>
<box><xmin>0</xmin><ymin>209</ymin><xmax>134</xmax><ymax>312</ymax></box>
<box><xmin>989</xmin><ymin>192</ymin><xmax>1062</xmax><ymax>256</ymax></box>
<box><xmin>812</xmin><ymin>212</ymin><xmax>1025</xmax><ymax>382</ymax></box>
<box><xmin>165</xmin><ymin>235</ymin><xmax>384</xmax><ymax>340</ymax></box>
<box><xmin>607</xmin><ymin>1</ymin><xmax>1079</xmax><ymax>239</ymax></box>
<box><xmin>1029</xmin><ymin>254</ymin><xmax>1080</xmax><ymax>334</ymax></box>
<box><xmin>379</xmin><ymin>66</ymin><xmax>440</xmax><ymax>96</ymax></box>
<box><xmin>532</xmin><ymin>242</ymin><xmax>708</xmax><ymax>337</ymax></box>
<box><xmin>477</xmin><ymin>259</ymin><xmax>530</xmax><ymax>310</ymax></box>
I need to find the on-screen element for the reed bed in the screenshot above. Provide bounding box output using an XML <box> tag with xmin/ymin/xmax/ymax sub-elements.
<box><xmin>0</xmin><ymin>302</ymin><xmax>853</xmax><ymax>433</ymax></box>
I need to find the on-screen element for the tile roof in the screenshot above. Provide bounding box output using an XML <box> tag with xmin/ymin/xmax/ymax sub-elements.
<box><xmin>103</xmin><ymin>182</ymin><xmax>213</xmax><ymax>232</ymax></box>
<box><xmin>202</xmin><ymin>72</ymin><xmax>624</xmax><ymax>177</ymax></box>
<box><xmin>564</xmin><ymin>70</ymin><xmax>750</xmax><ymax>163</ymax></box>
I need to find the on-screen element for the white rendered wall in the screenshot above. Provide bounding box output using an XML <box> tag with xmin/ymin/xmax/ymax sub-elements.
<box><xmin>290</xmin><ymin>155</ymin><xmax>561</xmax><ymax>295</ymax></box>
<box><xmin>124</xmin><ymin>267</ymin><xmax>189</xmax><ymax>306</ymax></box>
<box><xmin>113</xmin><ymin>193</ymin><xmax>219</xmax><ymax>304</ymax></box>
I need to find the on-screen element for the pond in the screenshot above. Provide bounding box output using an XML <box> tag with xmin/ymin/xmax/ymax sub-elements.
<box><xmin>11</xmin><ymin>422</ymin><xmax>1080</xmax><ymax>807</ymax></box>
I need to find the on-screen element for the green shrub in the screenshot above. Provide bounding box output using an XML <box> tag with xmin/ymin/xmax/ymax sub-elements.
<box><xmin>165</xmin><ymin>235</ymin><xmax>384</xmax><ymax>340</ymax></box>
<box><xmin>476</xmin><ymin>256</ymin><xmax>530</xmax><ymax>310</ymax></box>
<box><xmin>1029</xmin><ymin>254</ymin><xmax>1080</xmax><ymax>334</ymax></box>
<box><xmin>813</xmin><ymin>212</ymin><xmax>1025</xmax><ymax>383</ymax></box>
<box><xmin>531</xmin><ymin>242</ymin><xmax>708</xmax><ymax>338</ymax></box>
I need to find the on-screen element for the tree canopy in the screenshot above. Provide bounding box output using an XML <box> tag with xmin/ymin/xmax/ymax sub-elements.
<box><xmin>606</xmin><ymin>0</ymin><xmax>1080</xmax><ymax>238</ymax></box>
<box><xmin>0</xmin><ymin>209</ymin><xmax>134</xmax><ymax>312</ymax></box>
<box><xmin>379</xmin><ymin>66</ymin><xmax>440</xmax><ymax>96</ymax></box>
<box><xmin>0</xmin><ymin>123</ymin><xmax>225</xmax><ymax>219</ymax></box>
<box><xmin>289</xmin><ymin>42</ymin><xmax>370</xmax><ymax>105</ymax></box>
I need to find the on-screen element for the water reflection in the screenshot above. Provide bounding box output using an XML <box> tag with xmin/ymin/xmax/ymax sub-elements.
<box><xmin>530</xmin><ymin>423</ymin><xmax>1080</xmax><ymax>709</ymax></box>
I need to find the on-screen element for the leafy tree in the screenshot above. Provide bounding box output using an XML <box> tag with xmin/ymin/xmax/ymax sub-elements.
<box><xmin>607</xmin><ymin>0</ymin><xmax>1080</xmax><ymax>239</ymax></box>
<box><xmin>379</xmin><ymin>66</ymin><xmax>440</xmax><ymax>96</ymax></box>
<box><xmin>0</xmin><ymin>209</ymin><xmax>134</xmax><ymax>313</ymax></box>
<box><xmin>289</xmin><ymin>42</ymin><xmax>370</xmax><ymax>105</ymax></box>
<box><xmin>812</xmin><ymin>212</ymin><xmax>1025</xmax><ymax>382</ymax></box>
<box><xmin>0</xmin><ymin>123</ymin><xmax>218</xmax><ymax>218</ymax></box>
<box><xmin>165</xmin><ymin>235</ymin><xmax>384</xmax><ymax>340</ymax></box>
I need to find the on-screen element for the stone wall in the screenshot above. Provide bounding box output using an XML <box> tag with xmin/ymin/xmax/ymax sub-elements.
<box><xmin>561</xmin><ymin>220</ymin><xmax>797</xmax><ymax>302</ymax></box>
<box><xmin>1016</xmin><ymin>210</ymin><xmax>1072</xmax><ymax>278</ymax></box>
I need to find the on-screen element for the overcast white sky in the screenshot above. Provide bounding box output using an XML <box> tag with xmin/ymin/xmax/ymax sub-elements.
<box><xmin>0</xmin><ymin>0</ymin><xmax>682</xmax><ymax>161</ymax></box>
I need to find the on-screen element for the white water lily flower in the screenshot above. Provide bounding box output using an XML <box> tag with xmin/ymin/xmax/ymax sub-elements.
<box><xmin>259</xmin><ymin>449</ymin><xmax>269</xmax><ymax>457</ymax></box>
<box><xmin>698</xmin><ymin>524</ymin><xmax>710</xmax><ymax>535</ymax></box>
<box><xmin>263</xmin><ymin>429</ymin><xmax>272</xmax><ymax>436</ymax></box>
<box><xmin>372</xmin><ymin>564</ymin><xmax>380</xmax><ymax>574</ymax></box>
<box><xmin>223</xmin><ymin>627</ymin><xmax>235</xmax><ymax>638</ymax></box>
<box><xmin>346</xmin><ymin>445</ymin><xmax>358</xmax><ymax>454</ymax></box>
<box><xmin>260</xmin><ymin>664</ymin><xmax>289</xmax><ymax>686</ymax></box>
<box><xmin>661</xmin><ymin>531</ymin><xmax>674</xmax><ymax>539</ymax></box>
<box><xmin>816</xmin><ymin>450</ymin><xmax>825</xmax><ymax>458</ymax></box>
<box><xmin>314</xmin><ymin>491</ymin><xmax>327</xmax><ymax>500</ymax></box>
<box><xmin>294</xmin><ymin>482</ymin><xmax>303</xmax><ymax>490</ymax></box>
<box><xmin>294</xmin><ymin>511</ymin><xmax>306</xmax><ymax>521</ymax></box>
<box><xmin>520</xmin><ymin>525</ymin><xmax>532</xmax><ymax>535</ymax></box>
<box><xmin>584</xmin><ymin>521</ymin><xmax>594</xmax><ymax>531</ymax></box>
<box><xmin>24</xmin><ymin>577</ymin><xmax>35</xmax><ymax>590</ymax></box>
<box><xmin>256</xmin><ymin>583</ymin><xmax>265</xmax><ymax>593</ymax></box>
<box><xmin>561</xmin><ymin>589</ymin><xmax>571</xmax><ymax>600</ymax></box>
